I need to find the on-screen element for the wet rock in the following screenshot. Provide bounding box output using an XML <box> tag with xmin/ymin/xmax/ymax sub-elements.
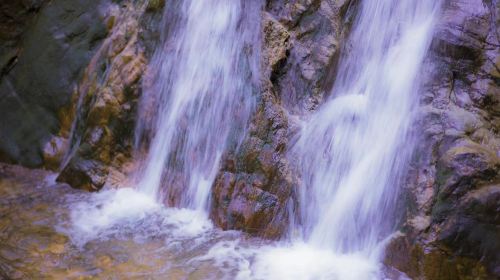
<box><xmin>57</xmin><ymin>2</ymin><xmax>148</xmax><ymax>190</ymax></box>
<box><xmin>56</xmin><ymin>157</ymin><xmax>107</xmax><ymax>191</ymax></box>
<box><xmin>437</xmin><ymin>184</ymin><xmax>500</xmax><ymax>272</ymax></box>
<box><xmin>390</xmin><ymin>0</ymin><xmax>500</xmax><ymax>278</ymax></box>
<box><xmin>433</xmin><ymin>140</ymin><xmax>499</xmax><ymax>207</ymax></box>
<box><xmin>212</xmin><ymin>172</ymin><xmax>280</xmax><ymax>236</ymax></box>
<box><xmin>146</xmin><ymin>0</ymin><xmax>165</xmax><ymax>12</ymax></box>
<box><xmin>42</xmin><ymin>136</ymin><xmax>69</xmax><ymax>170</ymax></box>
<box><xmin>385</xmin><ymin>234</ymin><xmax>489</xmax><ymax>280</ymax></box>
<box><xmin>0</xmin><ymin>0</ymin><xmax>110</xmax><ymax>166</ymax></box>
<box><xmin>211</xmin><ymin>94</ymin><xmax>297</xmax><ymax>238</ymax></box>
<box><xmin>210</xmin><ymin>0</ymin><xmax>354</xmax><ymax>237</ymax></box>
<box><xmin>262</xmin><ymin>13</ymin><xmax>291</xmax><ymax>79</ymax></box>
<box><xmin>265</xmin><ymin>0</ymin><xmax>351</xmax><ymax>112</ymax></box>
<box><xmin>432</xmin><ymin>0</ymin><xmax>492</xmax><ymax>63</ymax></box>
<box><xmin>0</xmin><ymin>0</ymin><xmax>46</xmax><ymax>63</ymax></box>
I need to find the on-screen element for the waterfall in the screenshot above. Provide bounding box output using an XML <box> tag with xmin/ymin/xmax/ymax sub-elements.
<box><xmin>292</xmin><ymin>0</ymin><xmax>440</xmax><ymax>254</ymax></box>
<box><xmin>134</xmin><ymin>0</ymin><xmax>261</xmax><ymax>211</ymax></box>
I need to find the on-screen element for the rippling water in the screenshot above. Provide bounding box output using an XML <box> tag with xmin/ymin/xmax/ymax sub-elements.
<box><xmin>0</xmin><ymin>167</ymin><xmax>393</xmax><ymax>279</ymax></box>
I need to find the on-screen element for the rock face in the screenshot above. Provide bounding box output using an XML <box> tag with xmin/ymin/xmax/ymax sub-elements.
<box><xmin>385</xmin><ymin>0</ymin><xmax>500</xmax><ymax>278</ymax></box>
<box><xmin>0</xmin><ymin>0</ymin><xmax>110</xmax><ymax>166</ymax></box>
<box><xmin>210</xmin><ymin>0</ymin><xmax>355</xmax><ymax>238</ymax></box>
<box><xmin>56</xmin><ymin>1</ymin><xmax>150</xmax><ymax>191</ymax></box>
<box><xmin>0</xmin><ymin>0</ymin><xmax>158</xmax><ymax>187</ymax></box>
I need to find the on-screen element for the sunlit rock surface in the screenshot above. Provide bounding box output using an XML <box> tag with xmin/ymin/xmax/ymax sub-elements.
<box><xmin>56</xmin><ymin>0</ymin><xmax>148</xmax><ymax>190</ymax></box>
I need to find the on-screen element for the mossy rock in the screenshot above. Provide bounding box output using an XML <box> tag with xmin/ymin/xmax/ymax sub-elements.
<box><xmin>146</xmin><ymin>0</ymin><xmax>165</xmax><ymax>12</ymax></box>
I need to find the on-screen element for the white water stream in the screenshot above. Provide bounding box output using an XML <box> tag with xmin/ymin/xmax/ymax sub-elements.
<box><xmin>62</xmin><ymin>0</ymin><xmax>441</xmax><ymax>279</ymax></box>
<box><xmin>293</xmin><ymin>0</ymin><xmax>440</xmax><ymax>255</ymax></box>
<box><xmin>133</xmin><ymin>0</ymin><xmax>261</xmax><ymax>210</ymax></box>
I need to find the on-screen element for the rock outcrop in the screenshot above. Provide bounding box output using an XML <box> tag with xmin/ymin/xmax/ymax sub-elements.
<box><xmin>0</xmin><ymin>0</ymin><xmax>110</xmax><ymax>166</ymax></box>
<box><xmin>385</xmin><ymin>0</ymin><xmax>500</xmax><ymax>278</ymax></box>
<box><xmin>0</xmin><ymin>0</ymin><xmax>158</xmax><ymax>189</ymax></box>
<box><xmin>210</xmin><ymin>0</ymin><xmax>356</xmax><ymax>238</ymax></box>
<box><xmin>56</xmin><ymin>1</ymin><xmax>150</xmax><ymax>191</ymax></box>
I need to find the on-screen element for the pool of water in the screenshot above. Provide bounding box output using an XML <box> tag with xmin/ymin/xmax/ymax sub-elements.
<box><xmin>0</xmin><ymin>164</ymin><xmax>405</xmax><ymax>280</ymax></box>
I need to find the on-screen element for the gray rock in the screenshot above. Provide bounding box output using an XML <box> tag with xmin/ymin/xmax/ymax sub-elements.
<box><xmin>0</xmin><ymin>0</ymin><xmax>110</xmax><ymax>166</ymax></box>
<box><xmin>387</xmin><ymin>0</ymin><xmax>500</xmax><ymax>277</ymax></box>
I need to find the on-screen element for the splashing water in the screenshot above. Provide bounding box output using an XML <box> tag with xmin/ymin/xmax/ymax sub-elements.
<box><xmin>134</xmin><ymin>0</ymin><xmax>261</xmax><ymax>210</ymax></box>
<box><xmin>292</xmin><ymin>0</ymin><xmax>440</xmax><ymax>255</ymax></box>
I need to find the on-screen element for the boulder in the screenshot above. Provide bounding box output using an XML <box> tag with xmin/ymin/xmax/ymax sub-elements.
<box><xmin>56</xmin><ymin>157</ymin><xmax>107</xmax><ymax>192</ymax></box>
<box><xmin>0</xmin><ymin>0</ymin><xmax>110</xmax><ymax>166</ymax></box>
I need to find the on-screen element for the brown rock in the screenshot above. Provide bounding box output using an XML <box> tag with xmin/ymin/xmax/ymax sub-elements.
<box><xmin>56</xmin><ymin>158</ymin><xmax>108</xmax><ymax>191</ymax></box>
<box><xmin>42</xmin><ymin>136</ymin><xmax>69</xmax><ymax>170</ymax></box>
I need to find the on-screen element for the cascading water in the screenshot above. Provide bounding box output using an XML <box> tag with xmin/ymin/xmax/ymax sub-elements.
<box><xmin>292</xmin><ymin>0</ymin><xmax>440</xmax><ymax>255</ymax></box>
<box><xmin>247</xmin><ymin>1</ymin><xmax>441</xmax><ymax>278</ymax></box>
<box><xmin>48</xmin><ymin>0</ymin><xmax>443</xmax><ymax>279</ymax></box>
<box><xmin>134</xmin><ymin>0</ymin><xmax>261</xmax><ymax>210</ymax></box>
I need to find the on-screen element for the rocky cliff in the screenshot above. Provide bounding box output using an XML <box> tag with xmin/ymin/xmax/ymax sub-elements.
<box><xmin>385</xmin><ymin>0</ymin><xmax>500</xmax><ymax>279</ymax></box>
<box><xmin>0</xmin><ymin>0</ymin><xmax>498</xmax><ymax>278</ymax></box>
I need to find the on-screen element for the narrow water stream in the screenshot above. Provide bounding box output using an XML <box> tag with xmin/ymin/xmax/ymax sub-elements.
<box><xmin>134</xmin><ymin>0</ymin><xmax>260</xmax><ymax>210</ymax></box>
